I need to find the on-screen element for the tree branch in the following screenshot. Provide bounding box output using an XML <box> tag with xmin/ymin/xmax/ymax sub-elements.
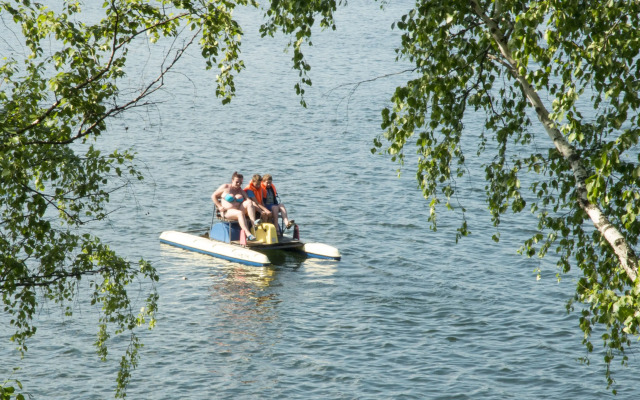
<box><xmin>469</xmin><ymin>0</ymin><xmax>639</xmax><ymax>282</ymax></box>
<box><xmin>14</xmin><ymin>8</ymin><xmax>190</xmax><ymax>138</ymax></box>
<box><xmin>22</xmin><ymin>28</ymin><xmax>200</xmax><ymax>146</ymax></box>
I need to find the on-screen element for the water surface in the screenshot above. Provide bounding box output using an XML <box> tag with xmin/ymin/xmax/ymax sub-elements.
<box><xmin>2</xmin><ymin>1</ymin><xmax>638</xmax><ymax>399</ymax></box>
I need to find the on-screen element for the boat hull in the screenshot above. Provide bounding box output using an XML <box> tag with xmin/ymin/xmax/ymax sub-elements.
<box><xmin>159</xmin><ymin>230</ymin><xmax>341</xmax><ymax>266</ymax></box>
<box><xmin>302</xmin><ymin>243</ymin><xmax>342</xmax><ymax>260</ymax></box>
<box><xmin>159</xmin><ymin>231</ymin><xmax>271</xmax><ymax>266</ymax></box>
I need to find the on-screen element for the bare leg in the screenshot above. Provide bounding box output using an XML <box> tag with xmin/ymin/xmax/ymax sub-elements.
<box><xmin>242</xmin><ymin>200</ymin><xmax>258</xmax><ymax>224</ymax></box>
<box><xmin>237</xmin><ymin>214</ymin><xmax>252</xmax><ymax>237</ymax></box>
<box><xmin>224</xmin><ymin>209</ymin><xmax>252</xmax><ymax>237</ymax></box>
<box><xmin>278</xmin><ymin>204</ymin><xmax>290</xmax><ymax>226</ymax></box>
<box><xmin>271</xmin><ymin>205</ymin><xmax>282</xmax><ymax>235</ymax></box>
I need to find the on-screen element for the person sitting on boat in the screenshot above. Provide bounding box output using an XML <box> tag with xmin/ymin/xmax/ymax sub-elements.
<box><xmin>211</xmin><ymin>171</ymin><xmax>260</xmax><ymax>241</ymax></box>
<box><xmin>261</xmin><ymin>174</ymin><xmax>294</xmax><ymax>234</ymax></box>
<box><xmin>244</xmin><ymin>174</ymin><xmax>273</xmax><ymax>221</ymax></box>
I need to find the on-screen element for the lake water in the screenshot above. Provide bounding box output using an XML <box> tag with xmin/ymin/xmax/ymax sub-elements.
<box><xmin>2</xmin><ymin>1</ymin><xmax>639</xmax><ymax>399</ymax></box>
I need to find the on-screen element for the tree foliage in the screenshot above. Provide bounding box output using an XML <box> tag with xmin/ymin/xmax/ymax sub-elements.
<box><xmin>1</xmin><ymin>0</ymin><xmax>340</xmax><ymax>397</ymax></box>
<box><xmin>0</xmin><ymin>0</ymin><xmax>232</xmax><ymax>398</ymax></box>
<box><xmin>374</xmin><ymin>0</ymin><xmax>640</xmax><ymax>392</ymax></box>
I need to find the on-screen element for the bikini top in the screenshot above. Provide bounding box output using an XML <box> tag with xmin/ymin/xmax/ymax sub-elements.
<box><xmin>224</xmin><ymin>193</ymin><xmax>243</xmax><ymax>203</ymax></box>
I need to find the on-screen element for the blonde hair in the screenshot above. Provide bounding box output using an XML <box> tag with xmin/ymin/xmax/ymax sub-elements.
<box><xmin>262</xmin><ymin>174</ymin><xmax>273</xmax><ymax>182</ymax></box>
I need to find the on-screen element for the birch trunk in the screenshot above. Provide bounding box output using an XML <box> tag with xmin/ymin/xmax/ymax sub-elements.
<box><xmin>470</xmin><ymin>0</ymin><xmax>639</xmax><ymax>283</ymax></box>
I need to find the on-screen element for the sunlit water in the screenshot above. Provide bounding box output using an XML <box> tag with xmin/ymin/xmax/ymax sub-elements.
<box><xmin>2</xmin><ymin>1</ymin><xmax>638</xmax><ymax>399</ymax></box>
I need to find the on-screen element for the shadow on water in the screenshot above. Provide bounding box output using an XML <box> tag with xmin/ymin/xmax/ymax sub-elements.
<box><xmin>260</xmin><ymin>248</ymin><xmax>306</xmax><ymax>268</ymax></box>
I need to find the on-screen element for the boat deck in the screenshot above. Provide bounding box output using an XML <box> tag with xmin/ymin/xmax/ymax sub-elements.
<box><xmin>242</xmin><ymin>237</ymin><xmax>305</xmax><ymax>250</ymax></box>
<box><xmin>201</xmin><ymin>232</ymin><xmax>305</xmax><ymax>250</ymax></box>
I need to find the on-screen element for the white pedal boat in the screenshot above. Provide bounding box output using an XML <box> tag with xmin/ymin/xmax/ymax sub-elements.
<box><xmin>159</xmin><ymin>222</ymin><xmax>341</xmax><ymax>267</ymax></box>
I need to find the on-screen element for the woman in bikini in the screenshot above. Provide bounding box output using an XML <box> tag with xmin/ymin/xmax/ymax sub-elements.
<box><xmin>211</xmin><ymin>171</ymin><xmax>259</xmax><ymax>240</ymax></box>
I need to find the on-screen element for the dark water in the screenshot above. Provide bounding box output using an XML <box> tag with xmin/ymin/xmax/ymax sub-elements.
<box><xmin>2</xmin><ymin>1</ymin><xmax>639</xmax><ymax>399</ymax></box>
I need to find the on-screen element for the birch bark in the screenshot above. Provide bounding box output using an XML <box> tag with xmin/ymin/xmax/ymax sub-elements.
<box><xmin>470</xmin><ymin>0</ymin><xmax>639</xmax><ymax>282</ymax></box>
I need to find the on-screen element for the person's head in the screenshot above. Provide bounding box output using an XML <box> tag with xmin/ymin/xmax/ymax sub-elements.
<box><xmin>262</xmin><ymin>174</ymin><xmax>273</xmax><ymax>186</ymax></box>
<box><xmin>251</xmin><ymin>174</ymin><xmax>262</xmax><ymax>186</ymax></box>
<box><xmin>231</xmin><ymin>171</ymin><xmax>243</xmax><ymax>187</ymax></box>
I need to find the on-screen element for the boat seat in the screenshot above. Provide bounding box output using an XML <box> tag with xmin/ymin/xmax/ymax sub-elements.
<box><xmin>212</xmin><ymin>201</ymin><xmax>262</xmax><ymax>245</ymax></box>
<box><xmin>211</xmin><ymin>202</ymin><xmax>240</xmax><ymax>244</ymax></box>
<box><xmin>213</xmin><ymin>199</ymin><xmax>247</xmax><ymax>224</ymax></box>
<box><xmin>212</xmin><ymin>201</ymin><xmax>298</xmax><ymax>242</ymax></box>
<box><xmin>214</xmin><ymin>203</ymin><xmax>232</xmax><ymax>223</ymax></box>
<box><xmin>214</xmin><ymin>199</ymin><xmax>280</xmax><ymax>230</ymax></box>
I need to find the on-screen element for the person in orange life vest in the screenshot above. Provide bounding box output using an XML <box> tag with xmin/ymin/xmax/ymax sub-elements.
<box><xmin>211</xmin><ymin>171</ymin><xmax>259</xmax><ymax>241</ymax></box>
<box><xmin>243</xmin><ymin>174</ymin><xmax>272</xmax><ymax>223</ymax></box>
<box><xmin>261</xmin><ymin>174</ymin><xmax>294</xmax><ymax>235</ymax></box>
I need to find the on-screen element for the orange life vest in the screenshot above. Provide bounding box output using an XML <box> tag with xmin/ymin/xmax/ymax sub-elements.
<box><xmin>261</xmin><ymin>181</ymin><xmax>278</xmax><ymax>205</ymax></box>
<box><xmin>244</xmin><ymin>182</ymin><xmax>265</xmax><ymax>205</ymax></box>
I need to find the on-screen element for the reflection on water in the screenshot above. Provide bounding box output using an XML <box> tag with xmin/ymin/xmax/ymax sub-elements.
<box><xmin>206</xmin><ymin>260</ymin><xmax>283</xmax><ymax>392</ymax></box>
<box><xmin>302</xmin><ymin>259</ymin><xmax>338</xmax><ymax>285</ymax></box>
<box><xmin>209</xmin><ymin>265</ymin><xmax>279</xmax><ymax>332</ymax></box>
<box><xmin>159</xmin><ymin>243</ymin><xmax>282</xmax><ymax>342</ymax></box>
<box><xmin>211</xmin><ymin>263</ymin><xmax>276</xmax><ymax>292</ymax></box>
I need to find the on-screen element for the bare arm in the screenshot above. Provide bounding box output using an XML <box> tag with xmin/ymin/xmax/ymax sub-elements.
<box><xmin>245</xmin><ymin>189</ymin><xmax>270</xmax><ymax>213</ymax></box>
<box><xmin>212</xmin><ymin>184</ymin><xmax>228</xmax><ymax>210</ymax></box>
